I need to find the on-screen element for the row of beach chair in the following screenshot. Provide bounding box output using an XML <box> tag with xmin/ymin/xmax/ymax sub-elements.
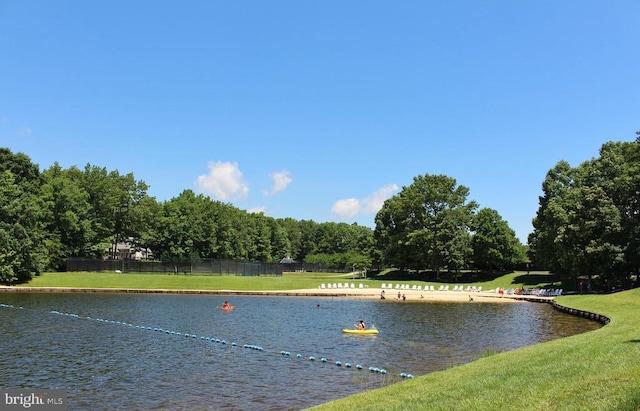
<box><xmin>379</xmin><ymin>284</ymin><xmax>482</xmax><ymax>292</ymax></box>
<box><xmin>318</xmin><ymin>283</ymin><xmax>368</xmax><ymax>289</ymax></box>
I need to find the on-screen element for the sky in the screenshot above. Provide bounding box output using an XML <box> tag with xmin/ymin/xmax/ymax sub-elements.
<box><xmin>1</xmin><ymin>1</ymin><xmax>638</xmax><ymax>243</ymax></box>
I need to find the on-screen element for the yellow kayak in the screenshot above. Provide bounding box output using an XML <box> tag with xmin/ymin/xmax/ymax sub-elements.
<box><xmin>342</xmin><ymin>328</ymin><xmax>379</xmax><ymax>335</ymax></box>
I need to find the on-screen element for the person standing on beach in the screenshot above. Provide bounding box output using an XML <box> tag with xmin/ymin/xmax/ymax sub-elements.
<box><xmin>380</xmin><ymin>290</ymin><xmax>385</xmax><ymax>299</ymax></box>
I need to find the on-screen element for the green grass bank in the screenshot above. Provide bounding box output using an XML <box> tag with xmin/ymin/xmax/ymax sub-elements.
<box><xmin>16</xmin><ymin>269</ymin><xmax>559</xmax><ymax>292</ymax></box>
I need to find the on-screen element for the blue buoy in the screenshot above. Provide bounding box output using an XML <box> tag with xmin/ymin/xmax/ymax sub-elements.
<box><xmin>356</xmin><ymin>364</ymin><xmax>363</xmax><ymax>370</ymax></box>
<box><xmin>321</xmin><ymin>357</ymin><xmax>327</xmax><ymax>362</ymax></box>
<box><xmin>336</xmin><ymin>361</ymin><xmax>342</xmax><ymax>366</ymax></box>
<box><xmin>401</xmin><ymin>373</ymin><xmax>407</xmax><ymax>378</ymax></box>
<box><xmin>296</xmin><ymin>353</ymin><xmax>302</xmax><ymax>358</ymax></box>
<box><xmin>380</xmin><ymin>369</ymin><xmax>387</xmax><ymax>374</ymax></box>
<box><xmin>345</xmin><ymin>363</ymin><xmax>352</xmax><ymax>368</ymax></box>
<box><xmin>309</xmin><ymin>356</ymin><xmax>316</xmax><ymax>361</ymax></box>
<box><xmin>407</xmin><ymin>374</ymin><xmax>414</xmax><ymax>379</ymax></box>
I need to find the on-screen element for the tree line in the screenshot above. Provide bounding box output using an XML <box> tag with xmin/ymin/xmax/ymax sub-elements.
<box><xmin>2</xmin><ymin>133</ymin><xmax>637</xmax><ymax>290</ymax></box>
<box><xmin>528</xmin><ymin>133</ymin><xmax>640</xmax><ymax>291</ymax></box>
<box><xmin>0</xmin><ymin>149</ymin><xmax>377</xmax><ymax>283</ymax></box>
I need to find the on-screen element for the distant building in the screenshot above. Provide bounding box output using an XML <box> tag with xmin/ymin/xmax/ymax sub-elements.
<box><xmin>108</xmin><ymin>238</ymin><xmax>153</xmax><ymax>260</ymax></box>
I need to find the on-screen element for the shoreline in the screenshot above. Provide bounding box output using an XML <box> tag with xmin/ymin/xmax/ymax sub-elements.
<box><xmin>0</xmin><ymin>286</ymin><xmax>554</xmax><ymax>303</ymax></box>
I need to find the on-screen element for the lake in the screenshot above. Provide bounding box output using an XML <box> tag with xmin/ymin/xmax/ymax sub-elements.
<box><xmin>0</xmin><ymin>293</ymin><xmax>601</xmax><ymax>410</ymax></box>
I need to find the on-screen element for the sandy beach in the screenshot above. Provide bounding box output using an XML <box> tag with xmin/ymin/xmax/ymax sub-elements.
<box><xmin>0</xmin><ymin>285</ymin><xmax>554</xmax><ymax>303</ymax></box>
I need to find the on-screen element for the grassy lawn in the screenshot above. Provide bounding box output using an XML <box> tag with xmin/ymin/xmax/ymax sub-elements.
<box><xmin>18</xmin><ymin>271</ymin><xmax>361</xmax><ymax>291</ymax></box>
<box><xmin>19</xmin><ymin>270</ymin><xmax>561</xmax><ymax>292</ymax></box>
<box><xmin>16</xmin><ymin>271</ymin><xmax>639</xmax><ymax>410</ymax></box>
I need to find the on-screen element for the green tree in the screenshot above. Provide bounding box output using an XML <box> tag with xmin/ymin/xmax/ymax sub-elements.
<box><xmin>529</xmin><ymin>160</ymin><xmax>576</xmax><ymax>273</ymax></box>
<box><xmin>374</xmin><ymin>174</ymin><xmax>477</xmax><ymax>276</ymax></box>
<box><xmin>78</xmin><ymin>165</ymin><xmax>149</xmax><ymax>259</ymax></box>
<box><xmin>131</xmin><ymin>195</ymin><xmax>163</xmax><ymax>259</ymax></box>
<box><xmin>278</xmin><ymin>217</ymin><xmax>302</xmax><ymax>261</ymax></box>
<box><xmin>269</xmin><ymin>218</ymin><xmax>292</xmax><ymax>262</ymax></box>
<box><xmin>472</xmin><ymin>207</ymin><xmax>524</xmax><ymax>272</ymax></box>
<box><xmin>587</xmin><ymin>139</ymin><xmax>640</xmax><ymax>286</ymax></box>
<box><xmin>41</xmin><ymin>164</ymin><xmax>95</xmax><ymax>268</ymax></box>
<box><xmin>155</xmin><ymin>190</ymin><xmax>219</xmax><ymax>262</ymax></box>
<box><xmin>529</xmin><ymin>144</ymin><xmax>631</xmax><ymax>289</ymax></box>
<box><xmin>0</xmin><ymin>149</ymin><xmax>49</xmax><ymax>283</ymax></box>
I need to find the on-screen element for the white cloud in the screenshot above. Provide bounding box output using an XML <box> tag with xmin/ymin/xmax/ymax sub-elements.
<box><xmin>331</xmin><ymin>184</ymin><xmax>399</xmax><ymax>220</ymax></box>
<box><xmin>331</xmin><ymin>198</ymin><xmax>361</xmax><ymax>219</ymax></box>
<box><xmin>195</xmin><ymin>161</ymin><xmax>249</xmax><ymax>201</ymax></box>
<box><xmin>264</xmin><ymin>170</ymin><xmax>292</xmax><ymax>196</ymax></box>
<box><xmin>362</xmin><ymin>184</ymin><xmax>399</xmax><ymax>213</ymax></box>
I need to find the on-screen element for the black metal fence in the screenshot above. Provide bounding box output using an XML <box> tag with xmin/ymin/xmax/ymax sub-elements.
<box><xmin>66</xmin><ymin>258</ymin><xmax>285</xmax><ymax>276</ymax></box>
<box><xmin>66</xmin><ymin>258</ymin><xmax>354</xmax><ymax>276</ymax></box>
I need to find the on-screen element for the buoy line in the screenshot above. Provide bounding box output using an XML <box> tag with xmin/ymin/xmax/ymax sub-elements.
<box><xmin>0</xmin><ymin>302</ymin><xmax>415</xmax><ymax>380</ymax></box>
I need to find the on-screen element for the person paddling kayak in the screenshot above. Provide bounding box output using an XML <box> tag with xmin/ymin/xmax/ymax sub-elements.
<box><xmin>357</xmin><ymin>319</ymin><xmax>366</xmax><ymax>330</ymax></box>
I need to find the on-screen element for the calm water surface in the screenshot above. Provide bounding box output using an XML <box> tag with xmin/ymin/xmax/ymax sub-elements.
<box><xmin>0</xmin><ymin>293</ymin><xmax>601</xmax><ymax>410</ymax></box>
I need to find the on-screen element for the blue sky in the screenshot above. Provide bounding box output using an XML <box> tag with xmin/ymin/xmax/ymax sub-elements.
<box><xmin>1</xmin><ymin>1</ymin><xmax>638</xmax><ymax>243</ymax></box>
